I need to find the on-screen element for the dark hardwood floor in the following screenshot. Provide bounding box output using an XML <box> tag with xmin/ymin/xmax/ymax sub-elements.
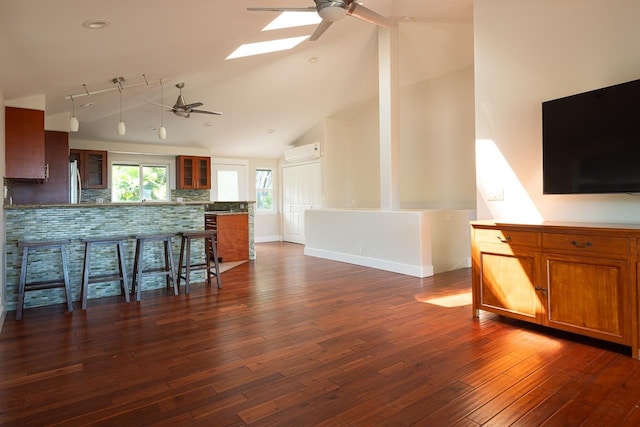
<box><xmin>1</xmin><ymin>242</ymin><xmax>640</xmax><ymax>426</ymax></box>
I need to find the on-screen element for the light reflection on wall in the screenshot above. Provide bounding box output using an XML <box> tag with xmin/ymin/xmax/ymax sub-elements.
<box><xmin>475</xmin><ymin>139</ymin><xmax>543</xmax><ymax>223</ymax></box>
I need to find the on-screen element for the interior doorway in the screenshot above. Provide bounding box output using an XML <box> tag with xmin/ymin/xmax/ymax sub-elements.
<box><xmin>282</xmin><ymin>161</ymin><xmax>321</xmax><ymax>244</ymax></box>
<box><xmin>211</xmin><ymin>160</ymin><xmax>248</xmax><ymax>201</ymax></box>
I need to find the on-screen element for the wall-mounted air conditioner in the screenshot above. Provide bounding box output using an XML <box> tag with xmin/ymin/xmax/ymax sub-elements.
<box><xmin>284</xmin><ymin>142</ymin><xmax>321</xmax><ymax>162</ymax></box>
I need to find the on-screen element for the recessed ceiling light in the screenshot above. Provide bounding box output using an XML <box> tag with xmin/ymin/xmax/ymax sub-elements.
<box><xmin>204</xmin><ymin>122</ymin><xmax>214</xmax><ymax>127</ymax></box>
<box><xmin>308</xmin><ymin>56</ymin><xmax>319</xmax><ymax>64</ymax></box>
<box><xmin>226</xmin><ymin>35</ymin><xmax>309</xmax><ymax>60</ymax></box>
<box><xmin>147</xmin><ymin>125</ymin><xmax>157</xmax><ymax>131</ymax></box>
<box><xmin>82</xmin><ymin>18</ymin><xmax>111</xmax><ymax>30</ymax></box>
<box><xmin>267</xmin><ymin>129</ymin><xmax>275</xmax><ymax>134</ymax></box>
<box><xmin>80</xmin><ymin>102</ymin><xmax>94</xmax><ymax>108</ymax></box>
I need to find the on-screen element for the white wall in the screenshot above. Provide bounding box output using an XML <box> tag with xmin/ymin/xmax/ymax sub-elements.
<box><xmin>321</xmin><ymin>67</ymin><xmax>476</xmax><ymax>211</ymax></box>
<box><xmin>475</xmin><ymin>0</ymin><xmax>640</xmax><ymax>223</ymax></box>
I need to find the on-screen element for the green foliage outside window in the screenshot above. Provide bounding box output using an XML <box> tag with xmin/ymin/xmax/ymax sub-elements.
<box><xmin>112</xmin><ymin>163</ymin><xmax>168</xmax><ymax>202</ymax></box>
<box><xmin>256</xmin><ymin>169</ymin><xmax>273</xmax><ymax>211</ymax></box>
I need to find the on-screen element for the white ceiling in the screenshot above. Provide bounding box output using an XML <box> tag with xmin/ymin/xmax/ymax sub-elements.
<box><xmin>0</xmin><ymin>0</ymin><xmax>474</xmax><ymax>158</ymax></box>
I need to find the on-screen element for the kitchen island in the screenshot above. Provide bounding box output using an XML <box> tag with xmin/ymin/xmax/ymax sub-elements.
<box><xmin>4</xmin><ymin>201</ymin><xmax>254</xmax><ymax>312</ymax></box>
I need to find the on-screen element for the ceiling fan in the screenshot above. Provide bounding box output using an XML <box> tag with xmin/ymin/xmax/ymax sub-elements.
<box><xmin>149</xmin><ymin>83</ymin><xmax>222</xmax><ymax>118</ymax></box>
<box><xmin>248</xmin><ymin>0</ymin><xmax>396</xmax><ymax>41</ymax></box>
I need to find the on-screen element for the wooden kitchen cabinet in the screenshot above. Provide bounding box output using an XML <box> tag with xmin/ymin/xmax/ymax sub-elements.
<box><xmin>176</xmin><ymin>156</ymin><xmax>210</xmax><ymax>189</ymax></box>
<box><xmin>5</xmin><ymin>107</ymin><xmax>46</xmax><ymax>179</ymax></box>
<box><xmin>69</xmin><ymin>149</ymin><xmax>107</xmax><ymax>189</ymax></box>
<box><xmin>471</xmin><ymin>221</ymin><xmax>638</xmax><ymax>358</ymax></box>
<box><xmin>205</xmin><ymin>213</ymin><xmax>248</xmax><ymax>262</ymax></box>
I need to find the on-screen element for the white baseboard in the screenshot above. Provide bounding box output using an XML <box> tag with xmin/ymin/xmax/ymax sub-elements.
<box><xmin>254</xmin><ymin>235</ymin><xmax>282</xmax><ymax>243</ymax></box>
<box><xmin>304</xmin><ymin>247</ymin><xmax>434</xmax><ymax>278</ymax></box>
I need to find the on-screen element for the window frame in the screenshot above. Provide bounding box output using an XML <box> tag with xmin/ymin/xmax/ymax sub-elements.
<box><xmin>111</xmin><ymin>161</ymin><xmax>171</xmax><ymax>203</ymax></box>
<box><xmin>255</xmin><ymin>167</ymin><xmax>275</xmax><ymax>213</ymax></box>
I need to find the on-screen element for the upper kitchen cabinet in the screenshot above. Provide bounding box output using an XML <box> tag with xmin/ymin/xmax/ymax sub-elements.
<box><xmin>5</xmin><ymin>107</ymin><xmax>46</xmax><ymax>179</ymax></box>
<box><xmin>176</xmin><ymin>156</ymin><xmax>211</xmax><ymax>190</ymax></box>
<box><xmin>69</xmin><ymin>149</ymin><xmax>108</xmax><ymax>189</ymax></box>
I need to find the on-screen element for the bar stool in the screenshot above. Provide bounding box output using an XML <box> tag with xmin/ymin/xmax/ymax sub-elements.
<box><xmin>16</xmin><ymin>239</ymin><xmax>73</xmax><ymax>320</ymax></box>
<box><xmin>177</xmin><ymin>229</ymin><xmax>222</xmax><ymax>294</ymax></box>
<box><xmin>80</xmin><ymin>236</ymin><xmax>130</xmax><ymax>309</ymax></box>
<box><xmin>131</xmin><ymin>233</ymin><xmax>178</xmax><ymax>301</ymax></box>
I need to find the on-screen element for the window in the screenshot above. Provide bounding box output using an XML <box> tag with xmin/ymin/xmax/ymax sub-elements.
<box><xmin>112</xmin><ymin>163</ymin><xmax>169</xmax><ymax>202</ymax></box>
<box><xmin>256</xmin><ymin>168</ymin><xmax>274</xmax><ymax>211</ymax></box>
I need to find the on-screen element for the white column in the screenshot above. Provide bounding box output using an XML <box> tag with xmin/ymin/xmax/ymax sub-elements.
<box><xmin>378</xmin><ymin>26</ymin><xmax>400</xmax><ymax>211</ymax></box>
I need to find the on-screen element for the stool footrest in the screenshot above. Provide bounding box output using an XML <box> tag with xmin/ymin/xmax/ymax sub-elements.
<box><xmin>24</xmin><ymin>280</ymin><xmax>68</xmax><ymax>291</ymax></box>
<box><xmin>87</xmin><ymin>273</ymin><xmax>126</xmax><ymax>284</ymax></box>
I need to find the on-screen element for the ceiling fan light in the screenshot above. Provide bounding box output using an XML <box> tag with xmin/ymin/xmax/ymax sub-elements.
<box><xmin>318</xmin><ymin>4</ymin><xmax>347</xmax><ymax>22</ymax></box>
<box><xmin>117</xmin><ymin>120</ymin><xmax>126</xmax><ymax>136</ymax></box>
<box><xmin>69</xmin><ymin>116</ymin><xmax>79</xmax><ymax>132</ymax></box>
<box><xmin>158</xmin><ymin>126</ymin><xmax>167</xmax><ymax>140</ymax></box>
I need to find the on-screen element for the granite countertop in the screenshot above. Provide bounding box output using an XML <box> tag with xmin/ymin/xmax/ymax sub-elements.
<box><xmin>204</xmin><ymin>211</ymin><xmax>249</xmax><ymax>215</ymax></box>
<box><xmin>4</xmin><ymin>201</ymin><xmax>210</xmax><ymax>209</ymax></box>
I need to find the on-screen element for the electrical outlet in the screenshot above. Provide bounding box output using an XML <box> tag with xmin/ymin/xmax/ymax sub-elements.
<box><xmin>487</xmin><ymin>187</ymin><xmax>504</xmax><ymax>201</ymax></box>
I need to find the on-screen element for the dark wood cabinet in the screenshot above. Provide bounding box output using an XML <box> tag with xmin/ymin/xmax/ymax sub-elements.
<box><xmin>9</xmin><ymin>131</ymin><xmax>70</xmax><ymax>204</ymax></box>
<box><xmin>177</xmin><ymin>156</ymin><xmax>211</xmax><ymax>189</ymax></box>
<box><xmin>69</xmin><ymin>149</ymin><xmax>107</xmax><ymax>189</ymax></box>
<box><xmin>5</xmin><ymin>107</ymin><xmax>45</xmax><ymax>179</ymax></box>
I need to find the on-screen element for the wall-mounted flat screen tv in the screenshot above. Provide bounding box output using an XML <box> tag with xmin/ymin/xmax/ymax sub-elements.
<box><xmin>542</xmin><ymin>78</ymin><xmax>640</xmax><ymax>194</ymax></box>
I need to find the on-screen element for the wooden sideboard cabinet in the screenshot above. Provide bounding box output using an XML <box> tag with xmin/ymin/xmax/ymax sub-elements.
<box><xmin>471</xmin><ymin>221</ymin><xmax>638</xmax><ymax>358</ymax></box>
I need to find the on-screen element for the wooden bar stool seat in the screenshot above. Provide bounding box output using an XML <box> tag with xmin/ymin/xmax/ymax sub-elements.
<box><xmin>177</xmin><ymin>229</ymin><xmax>222</xmax><ymax>294</ymax></box>
<box><xmin>16</xmin><ymin>239</ymin><xmax>73</xmax><ymax>320</ymax></box>
<box><xmin>131</xmin><ymin>233</ymin><xmax>178</xmax><ymax>301</ymax></box>
<box><xmin>80</xmin><ymin>235</ymin><xmax>130</xmax><ymax>309</ymax></box>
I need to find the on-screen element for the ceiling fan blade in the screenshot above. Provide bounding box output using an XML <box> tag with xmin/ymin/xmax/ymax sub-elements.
<box><xmin>191</xmin><ymin>109</ymin><xmax>223</xmax><ymax>116</ymax></box>
<box><xmin>309</xmin><ymin>20</ymin><xmax>333</xmax><ymax>41</ymax></box>
<box><xmin>145</xmin><ymin>100</ymin><xmax>174</xmax><ymax>109</ymax></box>
<box><xmin>348</xmin><ymin>3</ymin><xmax>397</xmax><ymax>29</ymax></box>
<box><xmin>247</xmin><ymin>7</ymin><xmax>316</xmax><ymax>12</ymax></box>
<box><xmin>182</xmin><ymin>102</ymin><xmax>203</xmax><ymax>110</ymax></box>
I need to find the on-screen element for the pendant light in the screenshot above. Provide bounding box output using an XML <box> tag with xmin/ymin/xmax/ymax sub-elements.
<box><xmin>69</xmin><ymin>96</ymin><xmax>79</xmax><ymax>132</ymax></box>
<box><xmin>117</xmin><ymin>87</ymin><xmax>126</xmax><ymax>136</ymax></box>
<box><xmin>158</xmin><ymin>78</ymin><xmax>167</xmax><ymax>140</ymax></box>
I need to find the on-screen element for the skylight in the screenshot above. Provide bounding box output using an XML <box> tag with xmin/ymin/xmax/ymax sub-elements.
<box><xmin>262</xmin><ymin>11</ymin><xmax>322</xmax><ymax>31</ymax></box>
<box><xmin>226</xmin><ymin>35</ymin><xmax>310</xmax><ymax>60</ymax></box>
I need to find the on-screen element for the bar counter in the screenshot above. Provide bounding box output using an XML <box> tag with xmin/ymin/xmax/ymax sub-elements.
<box><xmin>5</xmin><ymin>202</ymin><xmax>209</xmax><ymax>312</ymax></box>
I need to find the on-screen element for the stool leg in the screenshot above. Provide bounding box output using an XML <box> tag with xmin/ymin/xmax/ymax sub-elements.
<box><xmin>211</xmin><ymin>238</ymin><xmax>222</xmax><ymax>289</ymax></box>
<box><xmin>81</xmin><ymin>242</ymin><xmax>92</xmax><ymax>310</ymax></box>
<box><xmin>204</xmin><ymin>237</ymin><xmax>212</xmax><ymax>286</ymax></box>
<box><xmin>165</xmin><ymin>238</ymin><xmax>178</xmax><ymax>296</ymax></box>
<box><xmin>16</xmin><ymin>246</ymin><xmax>29</xmax><ymax>320</ymax></box>
<box><xmin>117</xmin><ymin>241</ymin><xmax>130</xmax><ymax>304</ymax></box>
<box><xmin>134</xmin><ymin>240</ymin><xmax>144</xmax><ymax>302</ymax></box>
<box><xmin>184</xmin><ymin>237</ymin><xmax>192</xmax><ymax>294</ymax></box>
<box><xmin>177</xmin><ymin>236</ymin><xmax>186</xmax><ymax>289</ymax></box>
<box><xmin>60</xmin><ymin>244</ymin><xmax>73</xmax><ymax>313</ymax></box>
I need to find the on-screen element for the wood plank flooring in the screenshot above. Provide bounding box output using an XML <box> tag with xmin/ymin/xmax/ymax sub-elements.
<box><xmin>1</xmin><ymin>242</ymin><xmax>640</xmax><ymax>426</ymax></box>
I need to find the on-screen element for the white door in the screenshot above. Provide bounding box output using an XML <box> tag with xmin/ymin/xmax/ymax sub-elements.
<box><xmin>282</xmin><ymin>162</ymin><xmax>321</xmax><ymax>244</ymax></box>
<box><xmin>211</xmin><ymin>162</ymin><xmax>247</xmax><ymax>201</ymax></box>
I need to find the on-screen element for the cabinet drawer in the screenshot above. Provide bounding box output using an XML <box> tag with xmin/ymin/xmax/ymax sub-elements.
<box><xmin>474</xmin><ymin>228</ymin><xmax>540</xmax><ymax>248</ymax></box>
<box><xmin>542</xmin><ymin>233</ymin><xmax>629</xmax><ymax>256</ymax></box>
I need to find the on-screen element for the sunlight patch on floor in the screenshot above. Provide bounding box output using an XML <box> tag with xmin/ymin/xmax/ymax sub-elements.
<box><xmin>417</xmin><ymin>291</ymin><xmax>472</xmax><ymax>308</ymax></box>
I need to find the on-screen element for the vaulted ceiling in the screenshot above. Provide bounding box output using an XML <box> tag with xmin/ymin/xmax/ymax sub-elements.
<box><xmin>0</xmin><ymin>0</ymin><xmax>473</xmax><ymax>158</ymax></box>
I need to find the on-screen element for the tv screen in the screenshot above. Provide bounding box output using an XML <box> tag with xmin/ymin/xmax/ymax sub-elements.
<box><xmin>542</xmin><ymin>78</ymin><xmax>640</xmax><ymax>194</ymax></box>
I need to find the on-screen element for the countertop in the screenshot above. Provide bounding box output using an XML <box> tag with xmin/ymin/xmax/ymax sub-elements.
<box><xmin>204</xmin><ymin>211</ymin><xmax>249</xmax><ymax>216</ymax></box>
<box><xmin>4</xmin><ymin>201</ymin><xmax>210</xmax><ymax>209</ymax></box>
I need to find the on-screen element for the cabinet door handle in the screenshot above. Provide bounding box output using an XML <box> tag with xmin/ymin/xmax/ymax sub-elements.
<box><xmin>571</xmin><ymin>240</ymin><xmax>592</xmax><ymax>248</ymax></box>
<box><xmin>497</xmin><ymin>235</ymin><xmax>512</xmax><ymax>243</ymax></box>
<box><xmin>534</xmin><ymin>287</ymin><xmax>548</xmax><ymax>294</ymax></box>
